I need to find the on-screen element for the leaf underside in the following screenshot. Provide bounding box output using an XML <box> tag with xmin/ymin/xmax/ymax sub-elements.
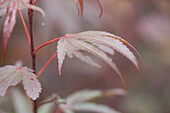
<box><xmin>0</xmin><ymin>65</ymin><xmax>41</xmax><ymax>100</ymax></box>
<box><xmin>56</xmin><ymin>31</ymin><xmax>142</xmax><ymax>89</ymax></box>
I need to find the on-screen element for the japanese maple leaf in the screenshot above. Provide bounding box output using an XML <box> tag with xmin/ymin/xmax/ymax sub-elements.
<box><xmin>0</xmin><ymin>65</ymin><xmax>41</xmax><ymax>100</ymax></box>
<box><xmin>34</xmin><ymin>31</ymin><xmax>146</xmax><ymax>89</ymax></box>
<box><xmin>0</xmin><ymin>0</ymin><xmax>45</xmax><ymax>62</ymax></box>
<box><xmin>58</xmin><ymin>89</ymin><xmax>125</xmax><ymax>113</ymax></box>
<box><xmin>73</xmin><ymin>0</ymin><xmax>103</xmax><ymax>17</ymax></box>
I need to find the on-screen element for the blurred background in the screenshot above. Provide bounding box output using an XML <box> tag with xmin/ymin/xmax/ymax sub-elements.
<box><xmin>0</xmin><ymin>0</ymin><xmax>170</xmax><ymax>113</ymax></box>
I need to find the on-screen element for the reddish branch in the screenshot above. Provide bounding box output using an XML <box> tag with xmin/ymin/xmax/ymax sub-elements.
<box><xmin>28</xmin><ymin>0</ymin><xmax>37</xmax><ymax>113</ymax></box>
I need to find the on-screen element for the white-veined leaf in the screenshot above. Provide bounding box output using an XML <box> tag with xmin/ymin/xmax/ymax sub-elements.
<box><xmin>93</xmin><ymin>43</ymin><xmax>115</xmax><ymax>55</ymax></box>
<box><xmin>57</xmin><ymin>38</ymin><xmax>68</xmax><ymax>75</ymax></box>
<box><xmin>36</xmin><ymin>31</ymin><xmax>144</xmax><ymax>88</ymax></box>
<box><xmin>0</xmin><ymin>65</ymin><xmax>41</xmax><ymax>100</ymax></box>
<box><xmin>66</xmin><ymin>31</ymin><xmax>139</xmax><ymax>69</ymax></box>
<box><xmin>68</xmin><ymin>38</ymin><xmax>124</xmax><ymax>86</ymax></box>
<box><xmin>70</xmin><ymin>49</ymin><xmax>101</xmax><ymax>68</ymax></box>
<box><xmin>54</xmin><ymin>31</ymin><xmax>144</xmax><ymax>88</ymax></box>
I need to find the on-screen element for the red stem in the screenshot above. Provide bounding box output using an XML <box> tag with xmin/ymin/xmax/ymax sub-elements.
<box><xmin>33</xmin><ymin>37</ymin><xmax>61</xmax><ymax>55</ymax></box>
<box><xmin>18</xmin><ymin>10</ymin><xmax>31</xmax><ymax>48</ymax></box>
<box><xmin>33</xmin><ymin>0</ymin><xmax>38</xmax><ymax>5</ymax></box>
<box><xmin>78</xmin><ymin>0</ymin><xmax>83</xmax><ymax>17</ymax></box>
<box><xmin>37</xmin><ymin>52</ymin><xmax>58</xmax><ymax>78</ymax></box>
<box><xmin>73</xmin><ymin>0</ymin><xmax>80</xmax><ymax>16</ymax></box>
<box><xmin>96</xmin><ymin>0</ymin><xmax>103</xmax><ymax>17</ymax></box>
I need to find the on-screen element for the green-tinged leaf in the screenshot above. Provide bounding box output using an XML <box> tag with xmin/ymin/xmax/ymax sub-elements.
<box><xmin>66</xmin><ymin>90</ymin><xmax>102</xmax><ymax>105</ymax></box>
<box><xmin>38</xmin><ymin>103</ymin><xmax>54</xmax><ymax>113</ymax></box>
<box><xmin>11</xmin><ymin>88</ymin><xmax>33</xmax><ymax>113</ymax></box>
<box><xmin>38</xmin><ymin>94</ymin><xmax>59</xmax><ymax>113</ymax></box>
<box><xmin>73</xmin><ymin>102</ymin><xmax>120</xmax><ymax>113</ymax></box>
<box><xmin>0</xmin><ymin>65</ymin><xmax>41</xmax><ymax>100</ymax></box>
<box><xmin>59</xmin><ymin>89</ymin><xmax>124</xmax><ymax>113</ymax></box>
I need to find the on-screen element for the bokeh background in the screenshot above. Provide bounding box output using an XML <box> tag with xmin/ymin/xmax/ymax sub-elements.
<box><xmin>0</xmin><ymin>0</ymin><xmax>170</xmax><ymax>113</ymax></box>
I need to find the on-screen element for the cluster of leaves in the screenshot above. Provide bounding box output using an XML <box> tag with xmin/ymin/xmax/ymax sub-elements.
<box><xmin>0</xmin><ymin>0</ymin><xmax>146</xmax><ymax>113</ymax></box>
<box><xmin>35</xmin><ymin>31</ymin><xmax>146</xmax><ymax>89</ymax></box>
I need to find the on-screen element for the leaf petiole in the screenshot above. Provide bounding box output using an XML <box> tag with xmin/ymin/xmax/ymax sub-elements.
<box><xmin>37</xmin><ymin>52</ymin><xmax>58</xmax><ymax>78</ymax></box>
<box><xmin>33</xmin><ymin>37</ymin><xmax>62</xmax><ymax>55</ymax></box>
<box><xmin>18</xmin><ymin>10</ymin><xmax>31</xmax><ymax>48</ymax></box>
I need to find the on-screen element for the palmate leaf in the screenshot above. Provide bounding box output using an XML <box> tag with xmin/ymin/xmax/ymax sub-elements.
<box><xmin>0</xmin><ymin>65</ymin><xmax>41</xmax><ymax>100</ymax></box>
<box><xmin>56</xmin><ymin>31</ymin><xmax>145</xmax><ymax>88</ymax></box>
<box><xmin>35</xmin><ymin>31</ymin><xmax>146</xmax><ymax>88</ymax></box>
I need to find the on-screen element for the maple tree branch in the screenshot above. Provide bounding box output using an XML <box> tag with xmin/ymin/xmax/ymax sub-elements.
<box><xmin>28</xmin><ymin>0</ymin><xmax>37</xmax><ymax>113</ymax></box>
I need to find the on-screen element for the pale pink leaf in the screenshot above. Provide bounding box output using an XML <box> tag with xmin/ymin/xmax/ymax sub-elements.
<box><xmin>71</xmin><ymin>50</ymin><xmax>101</xmax><ymax>68</ymax></box>
<box><xmin>67</xmin><ymin>41</ymin><xmax>101</xmax><ymax>68</ymax></box>
<box><xmin>21</xmin><ymin>67</ymin><xmax>41</xmax><ymax>100</ymax></box>
<box><xmin>0</xmin><ymin>66</ymin><xmax>21</xmax><ymax>96</ymax></box>
<box><xmin>57</xmin><ymin>38</ymin><xmax>68</xmax><ymax>75</ymax></box>
<box><xmin>2</xmin><ymin>0</ymin><xmax>17</xmax><ymax>61</ymax></box>
<box><xmin>93</xmin><ymin>43</ymin><xmax>115</xmax><ymax>55</ymax></box>
<box><xmin>54</xmin><ymin>31</ymin><xmax>144</xmax><ymax>88</ymax></box>
<box><xmin>20</xmin><ymin>0</ymin><xmax>45</xmax><ymax>17</ymax></box>
<box><xmin>1</xmin><ymin>0</ymin><xmax>45</xmax><ymax>61</ymax></box>
<box><xmin>0</xmin><ymin>65</ymin><xmax>41</xmax><ymax>100</ymax></box>
<box><xmin>67</xmin><ymin>31</ymin><xmax>139</xmax><ymax>69</ymax></box>
<box><xmin>68</xmin><ymin>38</ymin><xmax>121</xmax><ymax>76</ymax></box>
